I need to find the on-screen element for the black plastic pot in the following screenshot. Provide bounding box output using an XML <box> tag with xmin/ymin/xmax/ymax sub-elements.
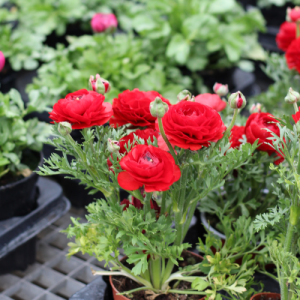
<box><xmin>259</xmin><ymin>27</ymin><xmax>282</xmax><ymax>53</ymax></box>
<box><xmin>0</xmin><ymin>177</ymin><xmax>70</xmax><ymax>274</ymax></box>
<box><xmin>199</xmin><ymin>67</ymin><xmax>260</xmax><ymax>98</ymax></box>
<box><xmin>0</xmin><ymin>151</ymin><xmax>42</xmax><ymax>221</ymax></box>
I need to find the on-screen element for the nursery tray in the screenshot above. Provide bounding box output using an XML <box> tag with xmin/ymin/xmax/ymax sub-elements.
<box><xmin>0</xmin><ymin>177</ymin><xmax>70</xmax><ymax>272</ymax></box>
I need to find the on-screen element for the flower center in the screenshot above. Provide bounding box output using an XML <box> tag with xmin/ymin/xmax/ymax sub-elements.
<box><xmin>139</xmin><ymin>151</ymin><xmax>158</xmax><ymax>165</ymax></box>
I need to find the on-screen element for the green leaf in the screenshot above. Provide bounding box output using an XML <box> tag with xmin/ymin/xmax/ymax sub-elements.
<box><xmin>191</xmin><ymin>277</ymin><xmax>210</xmax><ymax>291</ymax></box>
<box><xmin>208</xmin><ymin>0</ymin><xmax>235</xmax><ymax>13</ymax></box>
<box><xmin>166</xmin><ymin>34</ymin><xmax>190</xmax><ymax>64</ymax></box>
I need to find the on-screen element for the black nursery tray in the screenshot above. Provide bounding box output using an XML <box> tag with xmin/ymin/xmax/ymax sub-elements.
<box><xmin>0</xmin><ymin>177</ymin><xmax>70</xmax><ymax>273</ymax></box>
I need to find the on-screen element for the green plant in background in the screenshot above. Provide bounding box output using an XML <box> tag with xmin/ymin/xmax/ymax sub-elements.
<box><xmin>250</xmin><ymin>53</ymin><xmax>300</xmax><ymax>115</ymax></box>
<box><xmin>116</xmin><ymin>0</ymin><xmax>266</xmax><ymax>72</ymax></box>
<box><xmin>0</xmin><ymin>89</ymin><xmax>50</xmax><ymax>179</ymax></box>
<box><xmin>199</xmin><ymin>150</ymin><xmax>278</xmax><ymax>234</ymax></box>
<box><xmin>257</xmin><ymin>0</ymin><xmax>300</xmax><ymax>8</ymax></box>
<box><xmin>27</xmin><ymin>34</ymin><xmax>193</xmax><ymax>105</ymax></box>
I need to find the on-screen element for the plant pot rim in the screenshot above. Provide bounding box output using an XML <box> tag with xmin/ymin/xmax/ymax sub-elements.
<box><xmin>250</xmin><ymin>292</ymin><xmax>281</xmax><ymax>300</ymax></box>
<box><xmin>109</xmin><ymin>250</ymin><xmax>206</xmax><ymax>300</ymax></box>
<box><xmin>0</xmin><ymin>150</ymin><xmax>43</xmax><ymax>190</ymax></box>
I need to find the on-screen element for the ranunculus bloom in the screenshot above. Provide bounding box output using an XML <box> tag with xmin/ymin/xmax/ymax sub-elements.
<box><xmin>107</xmin><ymin>129</ymin><xmax>159</xmax><ymax>168</ymax></box>
<box><xmin>110</xmin><ymin>89</ymin><xmax>171</xmax><ymax>128</ymax></box>
<box><xmin>49</xmin><ymin>89</ymin><xmax>112</xmax><ymax>129</ymax></box>
<box><xmin>0</xmin><ymin>51</ymin><xmax>5</xmax><ymax>72</ymax></box>
<box><xmin>286</xmin><ymin>38</ymin><xmax>300</xmax><ymax>73</ymax></box>
<box><xmin>245</xmin><ymin>113</ymin><xmax>283</xmax><ymax>165</ymax></box>
<box><xmin>91</xmin><ymin>13</ymin><xmax>118</xmax><ymax>33</ymax></box>
<box><xmin>287</xmin><ymin>7</ymin><xmax>300</xmax><ymax>23</ymax></box>
<box><xmin>195</xmin><ymin>93</ymin><xmax>227</xmax><ymax>112</ymax></box>
<box><xmin>118</xmin><ymin>145</ymin><xmax>181</xmax><ymax>192</ymax></box>
<box><xmin>292</xmin><ymin>110</ymin><xmax>300</xmax><ymax>123</ymax></box>
<box><xmin>230</xmin><ymin>126</ymin><xmax>245</xmax><ymax>149</ymax></box>
<box><xmin>276</xmin><ymin>22</ymin><xmax>296</xmax><ymax>51</ymax></box>
<box><xmin>156</xmin><ymin>101</ymin><xmax>226</xmax><ymax>151</ymax></box>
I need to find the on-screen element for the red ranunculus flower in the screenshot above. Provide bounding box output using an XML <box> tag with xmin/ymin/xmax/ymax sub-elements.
<box><xmin>156</xmin><ymin>101</ymin><xmax>226</xmax><ymax>150</ymax></box>
<box><xmin>195</xmin><ymin>93</ymin><xmax>227</xmax><ymax>112</ymax></box>
<box><xmin>286</xmin><ymin>38</ymin><xmax>300</xmax><ymax>73</ymax></box>
<box><xmin>120</xmin><ymin>197</ymin><xmax>160</xmax><ymax>217</ymax></box>
<box><xmin>49</xmin><ymin>89</ymin><xmax>112</xmax><ymax>129</ymax></box>
<box><xmin>118</xmin><ymin>145</ymin><xmax>181</xmax><ymax>192</ymax></box>
<box><xmin>230</xmin><ymin>126</ymin><xmax>245</xmax><ymax>149</ymax></box>
<box><xmin>107</xmin><ymin>129</ymin><xmax>159</xmax><ymax>168</ymax></box>
<box><xmin>91</xmin><ymin>13</ymin><xmax>118</xmax><ymax>33</ymax></box>
<box><xmin>276</xmin><ymin>22</ymin><xmax>296</xmax><ymax>51</ymax></box>
<box><xmin>293</xmin><ymin>110</ymin><xmax>300</xmax><ymax>123</ymax></box>
<box><xmin>109</xmin><ymin>89</ymin><xmax>171</xmax><ymax>128</ymax></box>
<box><xmin>245</xmin><ymin>113</ymin><xmax>283</xmax><ymax>165</ymax></box>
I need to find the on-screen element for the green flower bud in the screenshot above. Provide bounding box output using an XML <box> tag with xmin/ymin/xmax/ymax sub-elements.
<box><xmin>177</xmin><ymin>90</ymin><xmax>192</xmax><ymax>102</ymax></box>
<box><xmin>89</xmin><ymin>74</ymin><xmax>111</xmax><ymax>94</ymax></box>
<box><xmin>228</xmin><ymin>91</ymin><xmax>246</xmax><ymax>109</ymax></box>
<box><xmin>58</xmin><ymin>122</ymin><xmax>72</xmax><ymax>136</ymax></box>
<box><xmin>149</xmin><ymin>97</ymin><xmax>169</xmax><ymax>118</ymax></box>
<box><xmin>107</xmin><ymin>138</ymin><xmax>120</xmax><ymax>153</ymax></box>
<box><xmin>285</xmin><ymin>87</ymin><xmax>300</xmax><ymax>104</ymax></box>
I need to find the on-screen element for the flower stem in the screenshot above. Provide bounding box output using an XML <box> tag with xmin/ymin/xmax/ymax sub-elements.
<box><xmin>293</xmin><ymin>102</ymin><xmax>299</xmax><ymax>113</ymax></box>
<box><xmin>161</xmin><ymin>259</ymin><xmax>175</xmax><ymax>289</ymax></box>
<box><xmin>150</xmin><ymin>256</ymin><xmax>162</xmax><ymax>289</ymax></box>
<box><xmin>297</xmin><ymin>23</ymin><xmax>300</xmax><ymax>38</ymax></box>
<box><xmin>157</xmin><ymin>117</ymin><xmax>179</xmax><ymax>165</ymax></box>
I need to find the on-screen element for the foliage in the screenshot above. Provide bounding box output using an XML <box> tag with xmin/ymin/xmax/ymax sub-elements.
<box><xmin>0</xmin><ymin>89</ymin><xmax>50</xmax><ymax>178</ymax></box>
<box><xmin>194</xmin><ymin>215</ymin><xmax>266</xmax><ymax>299</ymax></box>
<box><xmin>257</xmin><ymin>0</ymin><xmax>300</xmax><ymax>8</ymax></box>
<box><xmin>116</xmin><ymin>0</ymin><xmax>266</xmax><ymax>72</ymax></box>
<box><xmin>27</xmin><ymin>34</ymin><xmax>193</xmax><ymax>106</ymax></box>
<box><xmin>250</xmin><ymin>53</ymin><xmax>300</xmax><ymax>115</ymax></box>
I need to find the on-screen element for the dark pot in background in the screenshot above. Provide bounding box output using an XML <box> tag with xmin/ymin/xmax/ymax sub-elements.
<box><xmin>0</xmin><ymin>177</ymin><xmax>70</xmax><ymax>274</ymax></box>
<box><xmin>200</xmin><ymin>67</ymin><xmax>260</xmax><ymax>98</ymax></box>
<box><xmin>250</xmin><ymin>293</ymin><xmax>280</xmax><ymax>300</ymax></box>
<box><xmin>0</xmin><ymin>151</ymin><xmax>42</xmax><ymax>221</ymax></box>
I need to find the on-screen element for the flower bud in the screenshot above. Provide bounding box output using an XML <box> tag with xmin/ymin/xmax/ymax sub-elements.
<box><xmin>285</xmin><ymin>87</ymin><xmax>300</xmax><ymax>104</ymax></box>
<box><xmin>250</xmin><ymin>103</ymin><xmax>262</xmax><ymax>113</ymax></box>
<box><xmin>91</xmin><ymin>13</ymin><xmax>118</xmax><ymax>33</ymax></box>
<box><xmin>107</xmin><ymin>138</ymin><xmax>120</xmax><ymax>153</ymax></box>
<box><xmin>150</xmin><ymin>97</ymin><xmax>169</xmax><ymax>118</ymax></box>
<box><xmin>287</xmin><ymin>7</ymin><xmax>300</xmax><ymax>23</ymax></box>
<box><xmin>58</xmin><ymin>122</ymin><xmax>72</xmax><ymax>136</ymax></box>
<box><xmin>89</xmin><ymin>74</ymin><xmax>111</xmax><ymax>94</ymax></box>
<box><xmin>213</xmin><ymin>82</ymin><xmax>228</xmax><ymax>97</ymax></box>
<box><xmin>0</xmin><ymin>51</ymin><xmax>5</xmax><ymax>72</ymax></box>
<box><xmin>228</xmin><ymin>91</ymin><xmax>247</xmax><ymax>109</ymax></box>
<box><xmin>177</xmin><ymin>90</ymin><xmax>192</xmax><ymax>102</ymax></box>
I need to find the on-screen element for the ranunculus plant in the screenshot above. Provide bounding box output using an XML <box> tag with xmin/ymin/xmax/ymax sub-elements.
<box><xmin>253</xmin><ymin>88</ymin><xmax>300</xmax><ymax>299</ymax></box>
<box><xmin>38</xmin><ymin>77</ymin><xmax>259</xmax><ymax>298</ymax></box>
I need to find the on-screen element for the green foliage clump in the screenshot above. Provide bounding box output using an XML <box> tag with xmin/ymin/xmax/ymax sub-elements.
<box><xmin>0</xmin><ymin>89</ymin><xmax>50</xmax><ymax>178</ymax></box>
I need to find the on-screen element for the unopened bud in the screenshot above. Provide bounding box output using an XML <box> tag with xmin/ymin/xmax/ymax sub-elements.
<box><xmin>107</xmin><ymin>138</ymin><xmax>120</xmax><ymax>153</ymax></box>
<box><xmin>58</xmin><ymin>122</ymin><xmax>72</xmax><ymax>136</ymax></box>
<box><xmin>287</xmin><ymin>7</ymin><xmax>300</xmax><ymax>23</ymax></box>
<box><xmin>250</xmin><ymin>103</ymin><xmax>262</xmax><ymax>113</ymax></box>
<box><xmin>89</xmin><ymin>74</ymin><xmax>111</xmax><ymax>94</ymax></box>
<box><xmin>228</xmin><ymin>91</ymin><xmax>246</xmax><ymax>109</ymax></box>
<box><xmin>285</xmin><ymin>87</ymin><xmax>300</xmax><ymax>104</ymax></box>
<box><xmin>213</xmin><ymin>82</ymin><xmax>228</xmax><ymax>97</ymax></box>
<box><xmin>150</xmin><ymin>97</ymin><xmax>169</xmax><ymax>118</ymax></box>
<box><xmin>177</xmin><ymin>90</ymin><xmax>192</xmax><ymax>102</ymax></box>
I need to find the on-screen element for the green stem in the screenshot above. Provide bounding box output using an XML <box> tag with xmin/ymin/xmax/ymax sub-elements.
<box><xmin>141</xmin><ymin>268</ymin><xmax>151</xmax><ymax>283</ymax></box>
<box><xmin>157</xmin><ymin>117</ymin><xmax>179</xmax><ymax>165</ymax></box>
<box><xmin>293</xmin><ymin>102</ymin><xmax>299</xmax><ymax>113</ymax></box>
<box><xmin>161</xmin><ymin>259</ymin><xmax>175</xmax><ymax>288</ymax></box>
<box><xmin>167</xmin><ymin>290</ymin><xmax>206</xmax><ymax>295</ymax></box>
<box><xmin>281</xmin><ymin>222</ymin><xmax>295</xmax><ymax>300</ymax></box>
<box><xmin>161</xmin><ymin>192</ymin><xmax>167</xmax><ymax>215</ymax></box>
<box><xmin>297</xmin><ymin>23</ymin><xmax>300</xmax><ymax>38</ymax></box>
<box><xmin>150</xmin><ymin>256</ymin><xmax>161</xmax><ymax>289</ymax></box>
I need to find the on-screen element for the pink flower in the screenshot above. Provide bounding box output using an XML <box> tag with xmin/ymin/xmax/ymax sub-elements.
<box><xmin>213</xmin><ymin>83</ymin><xmax>228</xmax><ymax>97</ymax></box>
<box><xmin>287</xmin><ymin>7</ymin><xmax>300</xmax><ymax>23</ymax></box>
<box><xmin>0</xmin><ymin>51</ymin><xmax>5</xmax><ymax>72</ymax></box>
<box><xmin>195</xmin><ymin>93</ymin><xmax>227</xmax><ymax>112</ymax></box>
<box><xmin>91</xmin><ymin>13</ymin><xmax>118</xmax><ymax>33</ymax></box>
